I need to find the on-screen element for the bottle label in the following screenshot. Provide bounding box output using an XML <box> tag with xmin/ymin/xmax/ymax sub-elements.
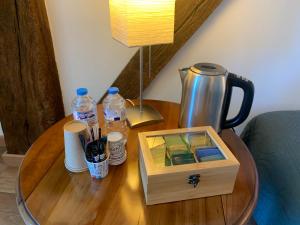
<box><xmin>104</xmin><ymin>108</ymin><xmax>126</xmax><ymax>122</ymax></box>
<box><xmin>73</xmin><ymin>109</ymin><xmax>99</xmax><ymax>140</ymax></box>
<box><xmin>73</xmin><ymin>109</ymin><xmax>98</xmax><ymax>126</ymax></box>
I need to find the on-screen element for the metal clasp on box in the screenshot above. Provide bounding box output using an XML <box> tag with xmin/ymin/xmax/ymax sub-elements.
<box><xmin>188</xmin><ymin>174</ymin><xmax>200</xmax><ymax>188</ymax></box>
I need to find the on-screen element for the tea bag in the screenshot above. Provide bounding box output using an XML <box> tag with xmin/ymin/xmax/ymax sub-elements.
<box><xmin>171</xmin><ymin>153</ymin><xmax>195</xmax><ymax>165</ymax></box>
<box><xmin>147</xmin><ymin>136</ymin><xmax>166</xmax><ymax>167</ymax></box>
<box><xmin>164</xmin><ymin>134</ymin><xmax>189</xmax><ymax>157</ymax></box>
<box><xmin>195</xmin><ymin>147</ymin><xmax>225</xmax><ymax>162</ymax></box>
<box><xmin>147</xmin><ymin>136</ymin><xmax>165</xmax><ymax>149</ymax></box>
<box><xmin>150</xmin><ymin>144</ymin><xmax>166</xmax><ymax>168</ymax></box>
<box><xmin>188</xmin><ymin>133</ymin><xmax>214</xmax><ymax>153</ymax></box>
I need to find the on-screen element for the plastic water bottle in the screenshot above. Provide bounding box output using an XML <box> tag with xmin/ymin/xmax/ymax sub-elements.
<box><xmin>102</xmin><ymin>87</ymin><xmax>128</xmax><ymax>141</ymax></box>
<box><xmin>72</xmin><ymin>88</ymin><xmax>99</xmax><ymax>141</ymax></box>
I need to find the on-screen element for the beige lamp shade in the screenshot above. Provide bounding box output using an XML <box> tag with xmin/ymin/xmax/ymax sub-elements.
<box><xmin>109</xmin><ymin>0</ymin><xmax>175</xmax><ymax>47</ymax></box>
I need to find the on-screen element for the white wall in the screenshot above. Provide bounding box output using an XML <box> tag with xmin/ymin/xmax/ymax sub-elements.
<box><xmin>45</xmin><ymin>0</ymin><xmax>300</xmax><ymax>133</ymax></box>
<box><xmin>144</xmin><ymin>0</ymin><xmax>300</xmax><ymax>132</ymax></box>
<box><xmin>45</xmin><ymin>0</ymin><xmax>137</xmax><ymax>114</ymax></box>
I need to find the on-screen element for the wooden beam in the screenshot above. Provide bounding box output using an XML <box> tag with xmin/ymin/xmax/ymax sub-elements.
<box><xmin>101</xmin><ymin>0</ymin><xmax>222</xmax><ymax>101</ymax></box>
<box><xmin>0</xmin><ymin>0</ymin><xmax>65</xmax><ymax>154</ymax></box>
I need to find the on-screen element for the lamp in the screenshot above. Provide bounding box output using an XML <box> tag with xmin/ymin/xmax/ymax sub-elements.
<box><xmin>109</xmin><ymin>0</ymin><xmax>175</xmax><ymax>128</ymax></box>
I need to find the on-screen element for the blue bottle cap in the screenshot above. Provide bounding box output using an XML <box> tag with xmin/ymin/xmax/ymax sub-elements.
<box><xmin>108</xmin><ymin>87</ymin><xmax>119</xmax><ymax>94</ymax></box>
<box><xmin>76</xmin><ymin>88</ymin><xmax>88</xmax><ymax>96</ymax></box>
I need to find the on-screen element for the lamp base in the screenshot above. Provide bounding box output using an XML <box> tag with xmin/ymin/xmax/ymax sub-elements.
<box><xmin>126</xmin><ymin>105</ymin><xmax>164</xmax><ymax>128</ymax></box>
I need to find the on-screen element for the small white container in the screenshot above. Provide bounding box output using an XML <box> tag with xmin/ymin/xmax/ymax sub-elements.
<box><xmin>64</xmin><ymin>120</ymin><xmax>88</xmax><ymax>172</ymax></box>
<box><xmin>107</xmin><ymin>132</ymin><xmax>127</xmax><ymax>165</ymax></box>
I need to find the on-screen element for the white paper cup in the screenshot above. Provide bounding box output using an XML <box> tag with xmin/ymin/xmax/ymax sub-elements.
<box><xmin>64</xmin><ymin>120</ymin><xmax>88</xmax><ymax>172</ymax></box>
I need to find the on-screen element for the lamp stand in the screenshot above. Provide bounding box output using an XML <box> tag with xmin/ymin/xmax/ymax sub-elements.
<box><xmin>126</xmin><ymin>47</ymin><xmax>163</xmax><ymax>128</ymax></box>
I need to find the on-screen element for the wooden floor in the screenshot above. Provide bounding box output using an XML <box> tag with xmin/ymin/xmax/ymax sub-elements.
<box><xmin>0</xmin><ymin>147</ymin><xmax>24</xmax><ymax>225</ymax></box>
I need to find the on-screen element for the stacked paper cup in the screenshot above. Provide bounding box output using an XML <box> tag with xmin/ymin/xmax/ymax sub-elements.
<box><xmin>107</xmin><ymin>132</ymin><xmax>127</xmax><ymax>165</ymax></box>
<box><xmin>64</xmin><ymin>120</ymin><xmax>88</xmax><ymax>172</ymax></box>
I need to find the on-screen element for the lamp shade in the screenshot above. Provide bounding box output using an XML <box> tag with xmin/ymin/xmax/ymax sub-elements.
<box><xmin>109</xmin><ymin>0</ymin><xmax>175</xmax><ymax>47</ymax></box>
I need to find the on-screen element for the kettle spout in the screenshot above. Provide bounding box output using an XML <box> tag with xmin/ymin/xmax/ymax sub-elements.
<box><xmin>179</xmin><ymin>68</ymin><xmax>189</xmax><ymax>83</ymax></box>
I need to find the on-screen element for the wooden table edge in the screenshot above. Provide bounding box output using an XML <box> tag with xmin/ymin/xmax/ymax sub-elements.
<box><xmin>222</xmin><ymin>129</ymin><xmax>259</xmax><ymax>225</ymax></box>
<box><xmin>16</xmin><ymin>162</ymin><xmax>39</xmax><ymax>225</ymax></box>
<box><xmin>235</xmin><ymin>147</ymin><xmax>259</xmax><ymax>225</ymax></box>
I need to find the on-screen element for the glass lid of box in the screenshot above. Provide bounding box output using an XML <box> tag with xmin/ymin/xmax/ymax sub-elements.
<box><xmin>146</xmin><ymin>131</ymin><xmax>226</xmax><ymax>167</ymax></box>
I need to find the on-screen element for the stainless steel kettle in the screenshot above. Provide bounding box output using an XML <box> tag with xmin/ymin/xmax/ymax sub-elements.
<box><xmin>179</xmin><ymin>63</ymin><xmax>254</xmax><ymax>132</ymax></box>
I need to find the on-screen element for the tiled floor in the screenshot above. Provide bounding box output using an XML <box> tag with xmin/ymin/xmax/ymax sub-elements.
<box><xmin>0</xmin><ymin>147</ymin><xmax>24</xmax><ymax>225</ymax></box>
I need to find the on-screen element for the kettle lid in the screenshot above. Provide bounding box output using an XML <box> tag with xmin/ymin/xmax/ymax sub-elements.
<box><xmin>191</xmin><ymin>63</ymin><xmax>227</xmax><ymax>76</ymax></box>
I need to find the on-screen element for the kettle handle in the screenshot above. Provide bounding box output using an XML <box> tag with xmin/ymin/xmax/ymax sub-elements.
<box><xmin>221</xmin><ymin>73</ymin><xmax>254</xmax><ymax>129</ymax></box>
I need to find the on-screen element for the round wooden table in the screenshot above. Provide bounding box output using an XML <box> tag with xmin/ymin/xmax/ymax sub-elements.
<box><xmin>17</xmin><ymin>100</ymin><xmax>258</xmax><ymax>225</ymax></box>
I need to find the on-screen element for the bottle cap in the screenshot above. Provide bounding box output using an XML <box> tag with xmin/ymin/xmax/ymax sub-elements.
<box><xmin>108</xmin><ymin>87</ymin><xmax>119</xmax><ymax>95</ymax></box>
<box><xmin>77</xmin><ymin>88</ymin><xmax>88</xmax><ymax>96</ymax></box>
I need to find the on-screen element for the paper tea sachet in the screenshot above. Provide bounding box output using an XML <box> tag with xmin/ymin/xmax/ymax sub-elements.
<box><xmin>171</xmin><ymin>153</ymin><xmax>196</xmax><ymax>165</ymax></box>
<box><xmin>185</xmin><ymin>133</ymin><xmax>215</xmax><ymax>152</ymax></box>
<box><xmin>195</xmin><ymin>147</ymin><xmax>225</xmax><ymax>162</ymax></box>
<box><xmin>164</xmin><ymin>134</ymin><xmax>189</xmax><ymax>157</ymax></box>
<box><xmin>150</xmin><ymin>144</ymin><xmax>166</xmax><ymax>168</ymax></box>
<box><xmin>147</xmin><ymin>136</ymin><xmax>165</xmax><ymax>149</ymax></box>
<box><xmin>147</xmin><ymin>136</ymin><xmax>167</xmax><ymax>168</ymax></box>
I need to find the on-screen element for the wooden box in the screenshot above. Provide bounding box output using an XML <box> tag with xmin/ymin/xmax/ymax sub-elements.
<box><xmin>138</xmin><ymin>126</ymin><xmax>240</xmax><ymax>205</ymax></box>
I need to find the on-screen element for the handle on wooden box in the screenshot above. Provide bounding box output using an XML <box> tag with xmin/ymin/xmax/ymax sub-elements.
<box><xmin>188</xmin><ymin>174</ymin><xmax>200</xmax><ymax>188</ymax></box>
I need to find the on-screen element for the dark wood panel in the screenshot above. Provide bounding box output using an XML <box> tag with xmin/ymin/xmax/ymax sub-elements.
<box><xmin>100</xmin><ymin>0</ymin><xmax>222</xmax><ymax>101</ymax></box>
<box><xmin>0</xmin><ymin>0</ymin><xmax>65</xmax><ymax>154</ymax></box>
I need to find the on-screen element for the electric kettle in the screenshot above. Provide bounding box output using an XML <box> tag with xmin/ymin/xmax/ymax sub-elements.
<box><xmin>179</xmin><ymin>63</ymin><xmax>254</xmax><ymax>132</ymax></box>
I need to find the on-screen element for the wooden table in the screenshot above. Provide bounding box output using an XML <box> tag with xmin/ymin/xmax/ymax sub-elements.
<box><xmin>17</xmin><ymin>100</ymin><xmax>258</xmax><ymax>225</ymax></box>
